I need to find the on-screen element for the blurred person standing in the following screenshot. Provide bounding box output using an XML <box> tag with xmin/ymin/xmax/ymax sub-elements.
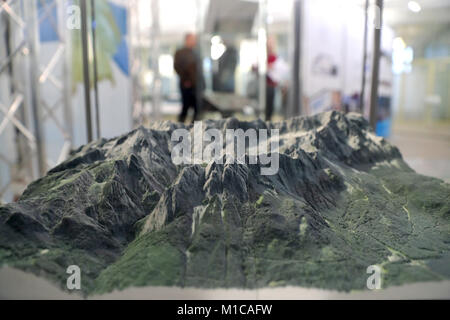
<box><xmin>174</xmin><ymin>33</ymin><xmax>199</xmax><ymax>123</ymax></box>
<box><xmin>266</xmin><ymin>37</ymin><xmax>278</xmax><ymax>121</ymax></box>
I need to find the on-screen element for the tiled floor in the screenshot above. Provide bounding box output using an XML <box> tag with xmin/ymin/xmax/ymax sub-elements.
<box><xmin>389</xmin><ymin>122</ymin><xmax>450</xmax><ymax>183</ymax></box>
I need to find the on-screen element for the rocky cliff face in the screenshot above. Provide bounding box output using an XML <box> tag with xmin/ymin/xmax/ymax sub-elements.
<box><xmin>0</xmin><ymin>111</ymin><xmax>449</xmax><ymax>294</ymax></box>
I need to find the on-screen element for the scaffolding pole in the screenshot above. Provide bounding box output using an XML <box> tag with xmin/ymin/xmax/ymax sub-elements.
<box><xmin>359</xmin><ymin>0</ymin><xmax>369</xmax><ymax>113</ymax></box>
<box><xmin>24</xmin><ymin>0</ymin><xmax>47</xmax><ymax>176</ymax></box>
<box><xmin>369</xmin><ymin>0</ymin><xmax>384</xmax><ymax>130</ymax></box>
<box><xmin>80</xmin><ymin>0</ymin><xmax>93</xmax><ymax>142</ymax></box>
<box><xmin>257</xmin><ymin>0</ymin><xmax>268</xmax><ymax>120</ymax></box>
<box><xmin>288</xmin><ymin>0</ymin><xmax>302</xmax><ymax>117</ymax></box>
<box><xmin>129</xmin><ymin>0</ymin><xmax>145</xmax><ymax>127</ymax></box>
<box><xmin>91</xmin><ymin>0</ymin><xmax>100</xmax><ymax>139</ymax></box>
<box><xmin>58</xmin><ymin>0</ymin><xmax>74</xmax><ymax>153</ymax></box>
<box><xmin>150</xmin><ymin>0</ymin><xmax>161</xmax><ymax>120</ymax></box>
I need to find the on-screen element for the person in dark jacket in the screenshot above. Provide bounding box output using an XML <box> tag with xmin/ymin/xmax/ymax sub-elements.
<box><xmin>174</xmin><ymin>33</ymin><xmax>199</xmax><ymax>123</ymax></box>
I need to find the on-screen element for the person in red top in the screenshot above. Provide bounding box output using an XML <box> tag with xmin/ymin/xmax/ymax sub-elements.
<box><xmin>266</xmin><ymin>38</ymin><xmax>278</xmax><ymax>121</ymax></box>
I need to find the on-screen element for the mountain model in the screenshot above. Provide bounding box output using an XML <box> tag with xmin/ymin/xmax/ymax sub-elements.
<box><xmin>0</xmin><ymin>111</ymin><xmax>449</xmax><ymax>295</ymax></box>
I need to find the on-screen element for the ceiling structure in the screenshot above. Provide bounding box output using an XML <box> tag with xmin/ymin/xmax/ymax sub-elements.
<box><xmin>133</xmin><ymin>0</ymin><xmax>450</xmax><ymax>51</ymax></box>
<box><xmin>382</xmin><ymin>0</ymin><xmax>450</xmax><ymax>53</ymax></box>
<box><xmin>204</xmin><ymin>0</ymin><xmax>258</xmax><ymax>35</ymax></box>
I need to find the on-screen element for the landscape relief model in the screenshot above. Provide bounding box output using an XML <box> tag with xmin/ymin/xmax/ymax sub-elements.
<box><xmin>0</xmin><ymin>111</ymin><xmax>449</xmax><ymax>296</ymax></box>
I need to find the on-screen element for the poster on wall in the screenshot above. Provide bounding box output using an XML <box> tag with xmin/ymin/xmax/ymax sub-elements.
<box><xmin>37</xmin><ymin>0</ymin><xmax>132</xmax><ymax>152</ymax></box>
<box><xmin>69</xmin><ymin>0</ymin><xmax>129</xmax><ymax>90</ymax></box>
<box><xmin>301</xmin><ymin>0</ymin><xmax>349</xmax><ymax>115</ymax></box>
<box><xmin>300</xmin><ymin>0</ymin><xmax>394</xmax><ymax>137</ymax></box>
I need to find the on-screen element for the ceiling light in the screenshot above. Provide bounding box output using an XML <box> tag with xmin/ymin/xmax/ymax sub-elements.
<box><xmin>407</xmin><ymin>1</ymin><xmax>421</xmax><ymax>13</ymax></box>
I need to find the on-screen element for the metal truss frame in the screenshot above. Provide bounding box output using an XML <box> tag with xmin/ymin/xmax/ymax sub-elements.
<box><xmin>0</xmin><ymin>0</ymin><xmax>73</xmax><ymax>202</ymax></box>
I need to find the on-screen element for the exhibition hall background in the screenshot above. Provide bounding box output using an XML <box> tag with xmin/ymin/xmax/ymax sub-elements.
<box><xmin>0</xmin><ymin>0</ymin><xmax>449</xmax><ymax>203</ymax></box>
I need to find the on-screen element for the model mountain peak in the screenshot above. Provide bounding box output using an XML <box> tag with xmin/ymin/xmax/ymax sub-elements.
<box><xmin>1</xmin><ymin>111</ymin><xmax>449</xmax><ymax>294</ymax></box>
